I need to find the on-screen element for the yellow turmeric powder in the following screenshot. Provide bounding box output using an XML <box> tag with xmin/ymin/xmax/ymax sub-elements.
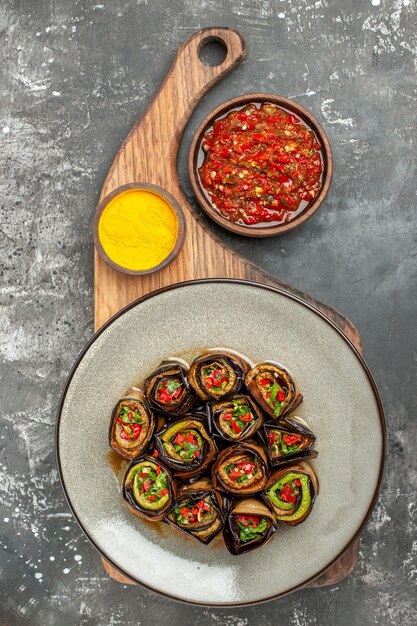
<box><xmin>98</xmin><ymin>189</ymin><xmax>178</xmax><ymax>271</ymax></box>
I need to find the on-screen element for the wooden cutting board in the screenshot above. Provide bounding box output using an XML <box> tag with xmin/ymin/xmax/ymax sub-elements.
<box><xmin>94</xmin><ymin>27</ymin><xmax>360</xmax><ymax>590</ymax></box>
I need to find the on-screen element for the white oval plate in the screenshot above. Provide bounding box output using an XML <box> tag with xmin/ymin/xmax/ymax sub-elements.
<box><xmin>57</xmin><ymin>280</ymin><xmax>385</xmax><ymax>606</ymax></box>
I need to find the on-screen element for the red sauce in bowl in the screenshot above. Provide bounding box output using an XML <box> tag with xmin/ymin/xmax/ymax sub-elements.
<box><xmin>198</xmin><ymin>103</ymin><xmax>324</xmax><ymax>227</ymax></box>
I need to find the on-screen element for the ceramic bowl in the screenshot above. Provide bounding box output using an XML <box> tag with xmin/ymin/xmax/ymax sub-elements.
<box><xmin>92</xmin><ymin>182</ymin><xmax>186</xmax><ymax>276</ymax></box>
<box><xmin>57</xmin><ymin>280</ymin><xmax>384</xmax><ymax>605</ymax></box>
<box><xmin>189</xmin><ymin>94</ymin><xmax>332</xmax><ymax>237</ymax></box>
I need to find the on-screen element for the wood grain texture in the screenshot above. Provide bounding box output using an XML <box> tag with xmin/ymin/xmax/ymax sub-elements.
<box><xmin>94</xmin><ymin>27</ymin><xmax>360</xmax><ymax>590</ymax></box>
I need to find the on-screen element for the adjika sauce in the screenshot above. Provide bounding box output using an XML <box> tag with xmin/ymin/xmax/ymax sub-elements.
<box><xmin>199</xmin><ymin>103</ymin><xmax>323</xmax><ymax>226</ymax></box>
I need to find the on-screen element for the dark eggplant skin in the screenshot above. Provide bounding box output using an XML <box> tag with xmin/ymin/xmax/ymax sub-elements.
<box><xmin>165</xmin><ymin>477</ymin><xmax>225</xmax><ymax>544</ymax></box>
<box><xmin>261</xmin><ymin>461</ymin><xmax>319</xmax><ymax>526</ymax></box>
<box><xmin>143</xmin><ymin>358</ymin><xmax>197</xmax><ymax>417</ymax></box>
<box><xmin>211</xmin><ymin>442</ymin><xmax>269</xmax><ymax>496</ymax></box>
<box><xmin>223</xmin><ymin>498</ymin><xmax>277</xmax><ymax>555</ymax></box>
<box><xmin>245</xmin><ymin>362</ymin><xmax>303</xmax><ymax>420</ymax></box>
<box><xmin>109</xmin><ymin>387</ymin><xmax>156</xmax><ymax>460</ymax></box>
<box><xmin>114</xmin><ymin>349</ymin><xmax>320</xmax><ymax>553</ymax></box>
<box><xmin>262</xmin><ymin>417</ymin><xmax>317</xmax><ymax>467</ymax></box>
<box><xmin>154</xmin><ymin>413</ymin><xmax>217</xmax><ymax>479</ymax></box>
<box><xmin>208</xmin><ymin>394</ymin><xmax>264</xmax><ymax>442</ymax></box>
<box><xmin>188</xmin><ymin>351</ymin><xmax>250</xmax><ymax>401</ymax></box>
<box><xmin>123</xmin><ymin>456</ymin><xmax>176</xmax><ymax>522</ymax></box>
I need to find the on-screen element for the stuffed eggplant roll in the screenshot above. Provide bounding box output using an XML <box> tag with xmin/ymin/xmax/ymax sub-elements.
<box><xmin>188</xmin><ymin>351</ymin><xmax>249</xmax><ymax>401</ymax></box>
<box><xmin>209</xmin><ymin>394</ymin><xmax>264</xmax><ymax>442</ymax></box>
<box><xmin>245</xmin><ymin>362</ymin><xmax>302</xmax><ymax>419</ymax></box>
<box><xmin>223</xmin><ymin>498</ymin><xmax>277</xmax><ymax>555</ymax></box>
<box><xmin>262</xmin><ymin>461</ymin><xmax>318</xmax><ymax>526</ymax></box>
<box><xmin>264</xmin><ymin>417</ymin><xmax>316</xmax><ymax>467</ymax></box>
<box><xmin>166</xmin><ymin>477</ymin><xmax>225</xmax><ymax>544</ymax></box>
<box><xmin>143</xmin><ymin>358</ymin><xmax>196</xmax><ymax>416</ymax></box>
<box><xmin>154</xmin><ymin>415</ymin><xmax>216</xmax><ymax>479</ymax></box>
<box><xmin>123</xmin><ymin>457</ymin><xmax>176</xmax><ymax>521</ymax></box>
<box><xmin>109</xmin><ymin>387</ymin><xmax>155</xmax><ymax>459</ymax></box>
<box><xmin>212</xmin><ymin>442</ymin><xmax>268</xmax><ymax>496</ymax></box>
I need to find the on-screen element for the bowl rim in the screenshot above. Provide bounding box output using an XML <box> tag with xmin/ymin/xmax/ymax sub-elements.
<box><xmin>56</xmin><ymin>278</ymin><xmax>386</xmax><ymax>607</ymax></box>
<box><xmin>92</xmin><ymin>182</ymin><xmax>186</xmax><ymax>275</ymax></box>
<box><xmin>189</xmin><ymin>93</ymin><xmax>333</xmax><ymax>238</ymax></box>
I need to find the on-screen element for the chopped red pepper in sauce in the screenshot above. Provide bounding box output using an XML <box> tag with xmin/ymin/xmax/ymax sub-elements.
<box><xmin>117</xmin><ymin>404</ymin><xmax>144</xmax><ymax>441</ymax></box>
<box><xmin>283</xmin><ymin>434</ymin><xmax>302</xmax><ymax>446</ymax></box>
<box><xmin>269</xmin><ymin>429</ymin><xmax>304</xmax><ymax>457</ymax></box>
<box><xmin>226</xmin><ymin>457</ymin><xmax>257</xmax><ymax>482</ymax></box>
<box><xmin>174</xmin><ymin>497</ymin><xmax>213</xmax><ymax>527</ymax></box>
<box><xmin>156</xmin><ymin>377</ymin><xmax>184</xmax><ymax>404</ymax></box>
<box><xmin>202</xmin><ymin>365</ymin><xmax>229</xmax><ymax>392</ymax></box>
<box><xmin>237</xmin><ymin>514</ymin><xmax>260</xmax><ymax>527</ymax></box>
<box><xmin>221</xmin><ymin>400</ymin><xmax>254</xmax><ymax>436</ymax></box>
<box><xmin>279</xmin><ymin>482</ymin><xmax>298</xmax><ymax>503</ymax></box>
<box><xmin>199</xmin><ymin>103</ymin><xmax>323</xmax><ymax>226</ymax></box>
<box><xmin>172</xmin><ymin>429</ymin><xmax>202</xmax><ymax>460</ymax></box>
<box><xmin>134</xmin><ymin>462</ymin><xmax>169</xmax><ymax>505</ymax></box>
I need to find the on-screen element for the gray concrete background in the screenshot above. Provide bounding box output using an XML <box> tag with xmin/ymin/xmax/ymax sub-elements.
<box><xmin>0</xmin><ymin>0</ymin><xmax>416</xmax><ymax>624</ymax></box>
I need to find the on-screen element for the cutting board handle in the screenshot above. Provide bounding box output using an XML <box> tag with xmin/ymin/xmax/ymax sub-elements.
<box><xmin>174</xmin><ymin>27</ymin><xmax>247</xmax><ymax>93</ymax></box>
<box><xmin>158</xmin><ymin>28</ymin><xmax>246</xmax><ymax>141</ymax></box>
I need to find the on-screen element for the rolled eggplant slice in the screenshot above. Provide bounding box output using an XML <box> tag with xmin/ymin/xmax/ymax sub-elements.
<box><xmin>223</xmin><ymin>498</ymin><xmax>277</xmax><ymax>555</ymax></box>
<box><xmin>154</xmin><ymin>415</ymin><xmax>216</xmax><ymax>479</ymax></box>
<box><xmin>262</xmin><ymin>461</ymin><xmax>318</xmax><ymax>526</ymax></box>
<box><xmin>212</xmin><ymin>442</ymin><xmax>269</xmax><ymax>496</ymax></box>
<box><xmin>123</xmin><ymin>457</ymin><xmax>176</xmax><ymax>521</ymax></box>
<box><xmin>245</xmin><ymin>362</ymin><xmax>303</xmax><ymax>419</ymax></box>
<box><xmin>166</xmin><ymin>477</ymin><xmax>225</xmax><ymax>544</ymax></box>
<box><xmin>264</xmin><ymin>417</ymin><xmax>317</xmax><ymax>467</ymax></box>
<box><xmin>143</xmin><ymin>358</ymin><xmax>196</xmax><ymax>416</ymax></box>
<box><xmin>188</xmin><ymin>351</ymin><xmax>249</xmax><ymax>401</ymax></box>
<box><xmin>109</xmin><ymin>387</ymin><xmax>155</xmax><ymax>459</ymax></box>
<box><xmin>209</xmin><ymin>394</ymin><xmax>264</xmax><ymax>442</ymax></box>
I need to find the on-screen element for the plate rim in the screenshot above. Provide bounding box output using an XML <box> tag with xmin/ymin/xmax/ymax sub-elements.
<box><xmin>55</xmin><ymin>278</ymin><xmax>386</xmax><ymax>606</ymax></box>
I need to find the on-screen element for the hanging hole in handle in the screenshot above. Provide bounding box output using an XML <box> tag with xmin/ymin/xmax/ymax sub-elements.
<box><xmin>198</xmin><ymin>36</ymin><xmax>228</xmax><ymax>67</ymax></box>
